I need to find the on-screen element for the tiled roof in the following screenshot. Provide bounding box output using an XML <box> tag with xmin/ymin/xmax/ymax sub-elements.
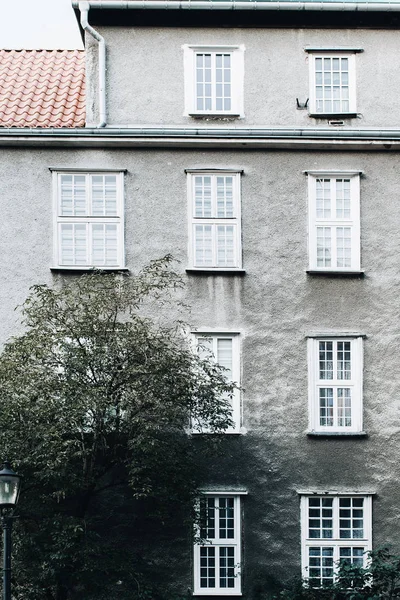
<box><xmin>0</xmin><ymin>50</ymin><xmax>85</xmax><ymax>128</ymax></box>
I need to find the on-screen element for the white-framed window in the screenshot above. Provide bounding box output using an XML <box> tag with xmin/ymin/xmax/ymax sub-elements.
<box><xmin>194</xmin><ymin>493</ymin><xmax>242</xmax><ymax>596</ymax></box>
<box><xmin>308</xmin><ymin>52</ymin><xmax>357</xmax><ymax>115</ymax></box>
<box><xmin>307</xmin><ymin>172</ymin><xmax>361</xmax><ymax>272</ymax></box>
<box><xmin>53</xmin><ymin>171</ymin><xmax>124</xmax><ymax>269</ymax></box>
<box><xmin>187</xmin><ymin>170</ymin><xmax>242</xmax><ymax>270</ymax></box>
<box><xmin>308</xmin><ymin>336</ymin><xmax>363</xmax><ymax>433</ymax></box>
<box><xmin>183</xmin><ymin>45</ymin><xmax>245</xmax><ymax>117</ymax></box>
<box><xmin>300</xmin><ymin>494</ymin><xmax>372</xmax><ymax>588</ymax></box>
<box><xmin>194</xmin><ymin>332</ymin><xmax>241</xmax><ymax>433</ymax></box>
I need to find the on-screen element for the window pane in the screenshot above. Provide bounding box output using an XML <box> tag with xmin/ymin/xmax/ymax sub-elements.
<box><xmin>200</xmin><ymin>547</ymin><xmax>215</xmax><ymax>588</ymax></box>
<box><xmin>308</xmin><ymin>547</ymin><xmax>334</xmax><ymax>587</ymax></box>
<box><xmin>60</xmin><ymin>174</ymin><xmax>87</xmax><ymax>216</ymax></box>
<box><xmin>319</xmin><ymin>388</ymin><xmax>334</xmax><ymax>427</ymax></box>
<box><xmin>340</xmin><ymin>497</ymin><xmax>364</xmax><ymax>539</ymax></box>
<box><xmin>60</xmin><ymin>223</ymin><xmax>87</xmax><ymax>265</ymax></box>
<box><xmin>194</xmin><ymin>176</ymin><xmax>212</xmax><ymax>217</ymax></box>
<box><xmin>316</xmin><ymin>179</ymin><xmax>331</xmax><ymax>219</ymax></box>
<box><xmin>308</xmin><ymin>498</ymin><xmax>333</xmax><ymax>538</ymax></box>
<box><xmin>337</xmin><ymin>388</ymin><xmax>352</xmax><ymax>427</ymax></box>
<box><xmin>194</xmin><ymin>225</ymin><xmax>213</xmax><ymax>266</ymax></box>
<box><xmin>319</xmin><ymin>341</ymin><xmax>333</xmax><ymax>380</ymax></box>
<box><xmin>91</xmin><ymin>174</ymin><xmax>117</xmax><ymax>216</ymax></box>
<box><xmin>315</xmin><ymin>55</ymin><xmax>352</xmax><ymax>113</ymax></box>
<box><xmin>217</xmin><ymin>225</ymin><xmax>235</xmax><ymax>267</ymax></box>
<box><xmin>200</xmin><ymin>497</ymin><xmax>215</xmax><ymax>540</ymax></box>
<box><xmin>336</xmin><ymin>227</ymin><xmax>352</xmax><ymax>268</ymax></box>
<box><xmin>337</xmin><ymin>342</ymin><xmax>351</xmax><ymax>380</ymax></box>
<box><xmin>219</xmin><ymin>547</ymin><xmax>235</xmax><ymax>588</ymax></box>
<box><xmin>317</xmin><ymin>227</ymin><xmax>331</xmax><ymax>267</ymax></box>
<box><xmin>217</xmin><ymin>339</ymin><xmax>233</xmax><ymax>379</ymax></box>
<box><xmin>217</xmin><ymin>176</ymin><xmax>234</xmax><ymax>218</ymax></box>
<box><xmin>219</xmin><ymin>497</ymin><xmax>235</xmax><ymax>539</ymax></box>
<box><xmin>91</xmin><ymin>224</ymin><xmax>118</xmax><ymax>266</ymax></box>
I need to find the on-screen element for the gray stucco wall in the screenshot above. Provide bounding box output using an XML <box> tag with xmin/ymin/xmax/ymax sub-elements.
<box><xmin>2</xmin><ymin>145</ymin><xmax>400</xmax><ymax>595</ymax></box>
<box><xmin>85</xmin><ymin>27</ymin><xmax>400</xmax><ymax>128</ymax></box>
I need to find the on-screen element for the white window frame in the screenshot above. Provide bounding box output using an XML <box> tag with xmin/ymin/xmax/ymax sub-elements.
<box><xmin>52</xmin><ymin>170</ymin><xmax>125</xmax><ymax>269</ymax></box>
<box><xmin>194</xmin><ymin>493</ymin><xmax>243</xmax><ymax>596</ymax></box>
<box><xmin>307</xmin><ymin>171</ymin><xmax>361</xmax><ymax>273</ymax></box>
<box><xmin>187</xmin><ymin>170</ymin><xmax>242</xmax><ymax>270</ymax></box>
<box><xmin>300</xmin><ymin>494</ymin><xmax>372</xmax><ymax>587</ymax></box>
<box><xmin>308</xmin><ymin>336</ymin><xmax>363</xmax><ymax>434</ymax></box>
<box><xmin>183</xmin><ymin>45</ymin><xmax>245</xmax><ymax>117</ymax></box>
<box><xmin>194</xmin><ymin>331</ymin><xmax>241</xmax><ymax>433</ymax></box>
<box><xmin>308</xmin><ymin>51</ymin><xmax>357</xmax><ymax>116</ymax></box>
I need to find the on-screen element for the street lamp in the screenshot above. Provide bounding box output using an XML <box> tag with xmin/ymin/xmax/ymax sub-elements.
<box><xmin>0</xmin><ymin>461</ymin><xmax>21</xmax><ymax>600</ymax></box>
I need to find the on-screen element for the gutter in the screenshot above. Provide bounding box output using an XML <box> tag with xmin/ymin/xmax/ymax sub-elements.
<box><xmin>71</xmin><ymin>0</ymin><xmax>400</xmax><ymax>12</ymax></box>
<box><xmin>78</xmin><ymin>1</ymin><xmax>107</xmax><ymax>127</ymax></box>
<box><xmin>1</xmin><ymin>127</ymin><xmax>400</xmax><ymax>149</ymax></box>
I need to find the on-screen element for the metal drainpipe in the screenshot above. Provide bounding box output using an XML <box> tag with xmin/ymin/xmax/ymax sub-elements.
<box><xmin>79</xmin><ymin>1</ymin><xmax>107</xmax><ymax>128</ymax></box>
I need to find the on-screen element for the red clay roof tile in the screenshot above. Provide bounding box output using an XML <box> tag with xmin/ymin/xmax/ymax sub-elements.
<box><xmin>0</xmin><ymin>50</ymin><xmax>85</xmax><ymax>128</ymax></box>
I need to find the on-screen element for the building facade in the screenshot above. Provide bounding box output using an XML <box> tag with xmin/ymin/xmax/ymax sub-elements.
<box><xmin>1</xmin><ymin>0</ymin><xmax>400</xmax><ymax>596</ymax></box>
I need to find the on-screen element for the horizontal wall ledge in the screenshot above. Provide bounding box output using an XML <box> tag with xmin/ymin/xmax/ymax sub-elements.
<box><xmin>3</xmin><ymin>127</ymin><xmax>400</xmax><ymax>150</ymax></box>
<box><xmin>304</xmin><ymin>47</ymin><xmax>364</xmax><ymax>53</ymax></box>
<box><xmin>186</xmin><ymin>268</ymin><xmax>246</xmax><ymax>275</ymax></box>
<box><xmin>307</xmin><ymin>431</ymin><xmax>368</xmax><ymax>438</ymax></box>
<box><xmin>305</xmin><ymin>332</ymin><xmax>367</xmax><ymax>338</ymax></box>
<box><xmin>297</xmin><ymin>489</ymin><xmax>376</xmax><ymax>495</ymax></box>
<box><xmin>50</xmin><ymin>267</ymin><xmax>130</xmax><ymax>273</ymax></box>
<box><xmin>199</xmin><ymin>489</ymin><xmax>248</xmax><ymax>496</ymax></box>
<box><xmin>306</xmin><ymin>269</ymin><xmax>365</xmax><ymax>277</ymax></box>
<box><xmin>49</xmin><ymin>166</ymin><xmax>128</xmax><ymax>172</ymax></box>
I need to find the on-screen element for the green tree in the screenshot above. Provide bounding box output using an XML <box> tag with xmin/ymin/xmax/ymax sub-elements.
<box><xmin>0</xmin><ymin>257</ymin><xmax>235</xmax><ymax>600</ymax></box>
<box><xmin>274</xmin><ymin>548</ymin><xmax>400</xmax><ymax>600</ymax></box>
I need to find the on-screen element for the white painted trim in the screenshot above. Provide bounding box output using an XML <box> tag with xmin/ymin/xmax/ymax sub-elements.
<box><xmin>306</xmin><ymin>332</ymin><xmax>367</xmax><ymax>339</ymax></box>
<box><xmin>309</xmin><ymin>52</ymin><xmax>357</xmax><ymax>116</ymax></box>
<box><xmin>193</xmin><ymin>332</ymin><xmax>241</xmax><ymax>433</ymax></box>
<box><xmin>187</xmin><ymin>170</ymin><xmax>242</xmax><ymax>270</ymax></box>
<box><xmin>193</xmin><ymin>494</ymin><xmax>242</xmax><ymax>596</ymax></box>
<box><xmin>304</xmin><ymin>170</ymin><xmax>363</xmax><ymax>176</ymax></box>
<box><xmin>308</xmin><ymin>337</ymin><xmax>363</xmax><ymax>433</ymax></box>
<box><xmin>300</xmin><ymin>495</ymin><xmax>373</xmax><ymax>585</ymax></box>
<box><xmin>307</xmin><ymin>172</ymin><xmax>361</xmax><ymax>272</ymax></box>
<box><xmin>52</xmin><ymin>171</ymin><xmax>125</xmax><ymax>269</ymax></box>
<box><xmin>305</xmin><ymin>47</ymin><xmax>364</xmax><ymax>53</ymax></box>
<box><xmin>297</xmin><ymin>490</ymin><xmax>376</xmax><ymax>496</ymax></box>
<box><xmin>183</xmin><ymin>44</ymin><xmax>245</xmax><ymax>118</ymax></box>
<box><xmin>199</xmin><ymin>489</ymin><xmax>248</xmax><ymax>495</ymax></box>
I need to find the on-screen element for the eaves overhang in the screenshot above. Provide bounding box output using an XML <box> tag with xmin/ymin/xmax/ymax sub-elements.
<box><xmin>72</xmin><ymin>0</ymin><xmax>400</xmax><ymax>27</ymax></box>
<box><xmin>1</xmin><ymin>127</ymin><xmax>400</xmax><ymax>150</ymax></box>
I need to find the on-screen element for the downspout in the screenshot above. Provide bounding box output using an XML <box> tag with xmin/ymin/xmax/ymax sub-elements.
<box><xmin>79</xmin><ymin>1</ymin><xmax>107</xmax><ymax>128</ymax></box>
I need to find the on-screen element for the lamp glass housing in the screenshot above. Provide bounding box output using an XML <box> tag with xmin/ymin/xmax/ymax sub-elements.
<box><xmin>0</xmin><ymin>463</ymin><xmax>21</xmax><ymax>508</ymax></box>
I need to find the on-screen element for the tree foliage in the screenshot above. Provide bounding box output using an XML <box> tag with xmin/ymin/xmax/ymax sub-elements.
<box><xmin>0</xmin><ymin>257</ymin><xmax>235</xmax><ymax>600</ymax></box>
<box><xmin>273</xmin><ymin>548</ymin><xmax>400</xmax><ymax>600</ymax></box>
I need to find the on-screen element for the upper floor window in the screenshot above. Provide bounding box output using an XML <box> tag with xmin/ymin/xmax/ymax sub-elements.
<box><xmin>300</xmin><ymin>494</ymin><xmax>372</xmax><ymax>588</ymax></box>
<box><xmin>53</xmin><ymin>171</ymin><xmax>124</xmax><ymax>269</ymax></box>
<box><xmin>187</xmin><ymin>170</ymin><xmax>242</xmax><ymax>270</ymax></box>
<box><xmin>194</xmin><ymin>493</ymin><xmax>242</xmax><ymax>595</ymax></box>
<box><xmin>183</xmin><ymin>45</ymin><xmax>245</xmax><ymax>117</ymax></box>
<box><xmin>308</xmin><ymin>336</ymin><xmax>363</xmax><ymax>434</ymax></box>
<box><xmin>306</xmin><ymin>49</ymin><xmax>361</xmax><ymax>116</ymax></box>
<box><xmin>195</xmin><ymin>332</ymin><xmax>241</xmax><ymax>433</ymax></box>
<box><xmin>307</xmin><ymin>171</ymin><xmax>361</xmax><ymax>273</ymax></box>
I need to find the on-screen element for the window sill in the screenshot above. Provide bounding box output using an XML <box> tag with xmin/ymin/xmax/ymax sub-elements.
<box><xmin>51</xmin><ymin>267</ymin><xmax>130</xmax><ymax>273</ymax></box>
<box><xmin>193</xmin><ymin>593</ymin><xmax>242</xmax><ymax>597</ymax></box>
<box><xmin>188</xmin><ymin>113</ymin><xmax>242</xmax><ymax>119</ymax></box>
<box><xmin>186</xmin><ymin>268</ymin><xmax>246</xmax><ymax>276</ymax></box>
<box><xmin>309</xmin><ymin>113</ymin><xmax>358</xmax><ymax>119</ymax></box>
<box><xmin>307</xmin><ymin>431</ymin><xmax>368</xmax><ymax>438</ymax></box>
<box><xmin>192</xmin><ymin>428</ymin><xmax>246</xmax><ymax>436</ymax></box>
<box><xmin>307</xmin><ymin>270</ymin><xmax>365</xmax><ymax>278</ymax></box>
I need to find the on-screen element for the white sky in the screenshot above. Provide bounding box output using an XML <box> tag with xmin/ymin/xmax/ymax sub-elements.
<box><xmin>1</xmin><ymin>0</ymin><xmax>83</xmax><ymax>50</ymax></box>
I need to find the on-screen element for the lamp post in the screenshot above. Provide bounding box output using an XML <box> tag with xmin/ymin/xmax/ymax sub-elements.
<box><xmin>0</xmin><ymin>461</ymin><xmax>21</xmax><ymax>600</ymax></box>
